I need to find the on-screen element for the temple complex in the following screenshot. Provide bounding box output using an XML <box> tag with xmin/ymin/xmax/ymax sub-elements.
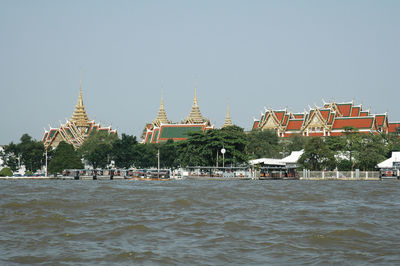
<box><xmin>142</xmin><ymin>89</ymin><xmax>214</xmax><ymax>143</ymax></box>
<box><xmin>42</xmin><ymin>79</ymin><xmax>117</xmax><ymax>149</ymax></box>
<box><xmin>252</xmin><ymin>100</ymin><xmax>399</xmax><ymax>137</ymax></box>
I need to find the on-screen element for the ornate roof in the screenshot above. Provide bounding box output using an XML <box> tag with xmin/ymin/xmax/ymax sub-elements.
<box><xmin>152</xmin><ymin>96</ymin><xmax>169</xmax><ymax>127</ymax></box>
<box><xmin>70</xmin><ymin>80</ymin><xmax>90</xmax><ymax>127</ymax></box>
<box><xmin>184</xmin><ymin>88</ymin><xmax>207</xmax><ymax>124</ymax></box>
<box><xmin>222</xmin><ymin>105</ymin><xmax>233</xmax><ymax>128</ymax></box>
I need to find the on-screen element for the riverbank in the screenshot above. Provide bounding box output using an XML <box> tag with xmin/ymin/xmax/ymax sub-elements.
<box><xmin>0</xmin><ymin>176</ymin><xmax>390</xmax><ymax>181</ymax></box>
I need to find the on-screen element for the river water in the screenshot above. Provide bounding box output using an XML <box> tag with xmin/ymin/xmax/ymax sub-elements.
<box><xmin>1</xmin><ymin>179</ymin><xmax>400</xmax><ymax>265</ymax></box>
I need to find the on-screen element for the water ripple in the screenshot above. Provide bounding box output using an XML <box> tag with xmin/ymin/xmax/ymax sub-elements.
<box><xmin>1</xmin><ymin>180</ymin><xmax>400</xmax><ymax>264</ymax></box>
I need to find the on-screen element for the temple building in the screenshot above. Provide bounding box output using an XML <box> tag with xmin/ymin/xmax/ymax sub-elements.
<box><xmin>42</xmin><ymin>79</ymin><xmax>117</xmax><ymax>149</ymax></box>
<box><xmin>142</xmin><ymin>89</ymin><xmax>214</xmax><ymax>143</ymax></box>
<box><xmin>252</xmin><ymin>100</ymin><xmax>399</xmax><ymax>137</ymax></box>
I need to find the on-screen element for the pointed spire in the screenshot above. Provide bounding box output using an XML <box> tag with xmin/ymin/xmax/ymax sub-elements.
<box><xmin>222</xmin><ymin>104</ymin><xmax>233</xmax><ymax>128</ymax></box>
<box><xmin>185</xmin><ymin>87</ymin><xmax>205</xmax><ymax>124</ymax></box>
<box><xmin>194</xmin><ymin>87</ymin><xmax>198</xmax><ymax>106</ymax></box>
<box><xmin>78</xmin><ymin>72</ymin><xmax>84</xmax><ymax>107</ymax></box>
<box><xmin>71</xmin><ymin>75</ymin><xmax>90</xmax><ymax>127</ymax></box>
<box><xmin>153</xmin><ymin>91</ymin><xmax>169</xmax><ymax>127</ymax></box>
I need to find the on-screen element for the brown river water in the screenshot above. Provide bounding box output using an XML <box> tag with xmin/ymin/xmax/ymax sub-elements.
<box><xmin>1</xmin><ymin>179</ymin><xmax>400</xmax><ymax>265</ymax></box>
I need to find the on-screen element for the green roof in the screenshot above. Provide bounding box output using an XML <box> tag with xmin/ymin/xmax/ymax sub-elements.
<box><xmin>159</xmin><ymin>125</ymin><xmax>203</xmax><ymax>139</ymax></box>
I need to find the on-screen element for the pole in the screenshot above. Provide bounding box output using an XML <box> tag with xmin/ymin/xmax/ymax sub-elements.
<box><xmin>157</xmin><ymin>149</ymin><xmax>160</xmax><ymax>178</ymax></box>
<box><xmin>45</xmin><ymin>149</ymin><xmax>48</xmax><ymax>177</ymax></box>
<box><xmin>216</xmin><ymin>150</ymin><xmax>219</xmax><ymax>168</ymax></box>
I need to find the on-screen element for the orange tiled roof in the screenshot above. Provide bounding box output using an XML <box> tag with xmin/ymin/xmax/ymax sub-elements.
<box><xmin>337</xmin><ymin>103</ymin><xmax>352</xmax><ymax>117</ymax></box>
<box><xmin>375</xmin><ymin>115</ymin><xmax>386</xmax><ymax>127</ymax></box>
<box><xmin>293</xmin><ymin>114</ymin><xmax>304</xmax><ymax>119</ymax></box>
<box><xmin>332</xmin><ymin>117</ymin><xmax>374</xmax><ymax>129</ymax></box>
<box><xmin>286</xmin><ymin>120</ymin><xmax>303</xmax><ymax>131</ymax></box>
<box><xmin>351</xmin><ymin>106</ymin><xmax>360</xmax><ymax>117</ymax></box>
<box><xmin>274</xmin><ymin>111</ymin><xmax>285</xmax><ymax>123</ymax></box>
<box><xmin>253</xmin><ymin>121</ymin><xmax>259</xmax><ymax>129</ymax></box>
<box><xmin>319</xmin><ymin>109</ymin><xmax>330</xmax><ymax>120</ymax></box>
<box><xmin>388</xmin><ymin>123</ymin><xmax>400</xmax><ymax>133</ymax></box>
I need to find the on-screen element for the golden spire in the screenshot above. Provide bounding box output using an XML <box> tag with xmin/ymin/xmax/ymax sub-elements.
<box><xmin>222</xmin><ymin>104</ymin><xmax>233</xmax><ymax>128</ymax></box>
<box><xmin>71</xmin><ymin>75</ymin><xmax>90</xmax><ymax>127</ymax></box>
<box><xmin>184</xmin><ymin>87</ymin><xmax>205</xmax><ymax>124</ymax></box>
<box><xmin>153</xmin><ymin>92</ymin><xmax>169</xmax><ymax>127</ymax></box>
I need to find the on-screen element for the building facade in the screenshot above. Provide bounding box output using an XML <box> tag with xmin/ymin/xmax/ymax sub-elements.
<box><xmin>42</xmin><ymin>80</ymin><xmax>117</xmax><ymax>149</ymax></box>
<box><xmin>142</xmin><ymin>89</ymin><xmax>215</xmax><ymax>143</ymax></box>
<box><xmin>252</xmin><ymin>101</ymin><xmax>399</xmax><ymax>137</ymax></box>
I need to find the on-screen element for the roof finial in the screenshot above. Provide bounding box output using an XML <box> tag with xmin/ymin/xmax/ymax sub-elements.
<box><xmin>194</xmin><ymin>87</ymin><xmax>198</xmax><ymax>106</ymax></box>
<box><xmin>152</xmin><ymin>87</ymin><xmax>169</xmax><ymax>126</ymax></box>
<box><xmin>79</xmin><ymin>71</ymin><xmax>83</xmax><ymax>106</ymax></box>
<box><xmin>70</xmin><ymin>72</ymin><xmax>90</xmax><ymax>127</ymax></box>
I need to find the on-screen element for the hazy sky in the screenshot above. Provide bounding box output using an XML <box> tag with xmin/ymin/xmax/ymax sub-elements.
<box><xmin>1</xmin><ymin>0</ymin><xmax>399</xmax><ymax>144</ymax></box>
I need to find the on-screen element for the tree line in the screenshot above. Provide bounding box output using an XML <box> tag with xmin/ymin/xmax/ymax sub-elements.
<box><xmin>1</xmin><ymin>126</ymin><xmax>400</xmax><ymax>175</ymax></box>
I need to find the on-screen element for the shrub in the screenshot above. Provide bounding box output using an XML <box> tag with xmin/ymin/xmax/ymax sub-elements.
<box><xmin>0</xmin><ymin>167</ymin><xmax>13</xmax><ymax>177</ymax></box>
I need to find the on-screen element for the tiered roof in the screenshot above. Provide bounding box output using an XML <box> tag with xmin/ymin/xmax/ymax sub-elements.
<box><xmin>142</xmin><ymin>88</ymin><xmax>215</xmax><ymax>143</ymax></box>
<box><xmin>152</xmin><ymin>96</ymin><xmax>169</xmax><ymax>127</ymax></box>
<box><xmin>43</xmin><ymin>79</ymin><xmax>116</xmax><ymax>149</ymax></box>
<box><xmin>253</xmin><ymin>100</ymin><xmax>391</xmax><ymax>137</ymax></box>
<box><xmin>70</xmin><ymin>80</ymin><xmax>90</xmax><ymax>127</ymax></box>
<box><xmin>222</xmin><ymin>105</ymin><xmax>233</xmax><ymax>128</ymax></box>
<box><xmin>184</xmin><ymin>88</ymin><xmax>209</xmax><ymax>124</ymax></box>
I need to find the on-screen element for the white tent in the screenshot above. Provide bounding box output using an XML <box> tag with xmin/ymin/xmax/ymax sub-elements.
<box><xmin>377</xmin><ymin>151</ymin><xmax>400</xmax><ymax>168</ymax></box>
<box><xmin>249</xmin><ymin>158</ymin><xmax>285</xmax><ymax>166</ymax></box>
<box><xmin>281</xmin><ymin>150</ymin><xmax>304</xmax><ymax>164</ymax></box>
<box><xmin>249</xmin><ymin>150</ymin><xmax>304</xmax><ymax>167</ymax></box>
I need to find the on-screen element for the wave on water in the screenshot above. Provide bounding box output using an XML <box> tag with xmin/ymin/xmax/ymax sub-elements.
<box><xmin>1</xmin><ymin>180</ymin><xmax>400</xmax><ymax>265</ymax></box>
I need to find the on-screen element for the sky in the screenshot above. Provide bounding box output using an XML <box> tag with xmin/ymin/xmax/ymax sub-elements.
<box><xmin>1</xmin><ymin>0</ymin><xmax>399</xmax><ymax>144</ymax></box>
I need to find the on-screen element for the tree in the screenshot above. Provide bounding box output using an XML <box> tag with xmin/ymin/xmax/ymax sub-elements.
<box><xmin>111</xmin><ymin>134</ymin><xmax>139</xmax><ymax>168</ymax></box>
<box><xmin>78</xmin><ymin>131</ymin><xmax>118</xmax><ymax>169</ymax></box>
<box><xmin>177</xmin><ymin>126</ymin><xmax>248</xmax><ymax>167</ymax></box>
<box><xmin>48</xmin><ymin>141</ymin><xmax>84</xmax><ymax>174</ymax></box>
<box><xmin>356</xmin><ymin>134</ymin><xmax>386</xmax><ymax>170</ymax></box>
<box><xmin>1</xmin><ymin>142</ymin><xmax>20</xmax><ymax>171</ymax></box>
<box><xmin>219</xmin><ymin>126</ymin><xmax>248</xmax><ymax>165</ymax></box>
<box><xmin>298</xmin><ymin>137</ymin><xmax>335</xmax><ymax>170</ymax></box>
<box><xmin>18</xmin><ymin>134</ymin><xmax>44</xmax><ymax>172</ymax></box>
<box><xmin>0</xmin><ymin>167</ymin><xmax>13</xmax><ymax>177</ymax></box>
<box><xmin>134</xmin><ymin>143</ymin><xmax>158</xmax><ymax>168</ymax></box>
<box><xmin>280</xmin><ymin>134</ymin><xmax>306</xmax><ymax>155</ymax></box>
<box><xmin>159</xmin><ymin>139</ymin><xmax>179</xmax><ymax>169</ymax></box>
<box><xmin>246</xmin><ymin>129</ymin><xmax>280</xmax><ymax>159</ymax></box>
<box><xmin>342</xmin><ymin>127</ymin><xmax>362</xmax><ymax>171</ymax></box>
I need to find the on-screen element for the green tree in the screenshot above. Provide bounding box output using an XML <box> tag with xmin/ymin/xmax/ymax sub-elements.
<box><xmin>342</xmin><ymin>127</ymin><xmax>362</xmax><ymax>171</ymax></box>
<box><xmin>18</xmin><ymin>134</ymin><xmax>45</xmax><ymax>172</ymax></box>
<box><xmin>298</xmin><ymin>137</ymin><xmax>335</xmax><ymax>170</ymax></box>
<box><xmin>280</xmin><ymin>134</ymin><xmax>306</xmax><ymax>155</ymax></box>
<box><xmin>78</xmin><ymin>131</ymin><xmax>118</xmax><ymax>169</ymax></box>
<box><xmin>1</xmin><ymin>142</ymin><xmax>20</xmax><ymax>171</ymax></box>
<box><xmin>386</xmin><ymin>134</ymin><xmax>400</xmax><ymax>156</ymax></box>
<box><xmin>112</xmin><ymin>134</ymin><xmax>139</xmax><ymax>168</ymax></box>
<box><xmin>246</xmin><ymin>129</ymin><xmax>280</xmax><ymax>159</ymax></box>
<box><xmin>159</xmin><ymin>139</ymin><xmax>179</xmax><ymax>169</ymax></box>
<box><xmin>356</xmin><ymin>134</ymin><xmax>387</xmax><ymax>170</ymax></box>
<box><xmin>48</xmin><ymin>141</ymin><xmax>84</xmax><ymax>174</ymax></box>
<box><xmin>177</xmin><ymin>126</ymin><xmax>248</xmax><ymax>167</ymax></box>
<box><xmin>134</xmin><ymin>143</ymin><xmax>158</xmax><ymax>168</ymax></box>
<box><xmin>219</xmin><ymin>126</ymin><xmax>248</xmax><ymax>165</ymax></box>
<box><xmin>0</xmin><ymin>167</ymin><xmax>13</xmax><ymax>177</ymax></box>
